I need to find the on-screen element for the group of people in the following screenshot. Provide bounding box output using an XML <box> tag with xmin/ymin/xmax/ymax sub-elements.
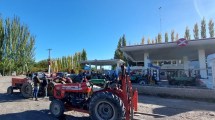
<box><xmin>55</xmin><ymin>73</ymin><xmax>73</xmax><ymax>84</ymax></box>
<box><xmin>26</xmin><ymin>71</ymin><xmax>48</xmax><ymax>101</ymax></box>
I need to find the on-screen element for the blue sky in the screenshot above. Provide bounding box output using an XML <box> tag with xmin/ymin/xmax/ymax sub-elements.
<box><xmin>0</xmin><ymin>0</ymin><xmax>215</xmax><ymax>62</ymax></box>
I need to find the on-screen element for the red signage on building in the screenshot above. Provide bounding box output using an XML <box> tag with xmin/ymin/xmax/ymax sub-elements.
<box><xmin>177</xmin><ymin>38</ymin><xmax>188</xmax><ymax>46</ymax></box>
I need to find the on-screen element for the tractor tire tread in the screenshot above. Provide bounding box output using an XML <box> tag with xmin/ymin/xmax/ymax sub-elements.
<box><xmin>21</xmin><ymin>82</ymin><xmax>33</xmax><ymax>98</ymax></box>
<box><xmin>50</xmin><ymin>99</ymin><xmax>64</xmax><ymax>118</ymax></box>
<box><xmin>89</xmin><ymin>91</ymin><xmax>125</xmax><ymax>120</ymax></box>
<box><xmin>7</xmin><ymin>86</ymin><xmax>13</xmax><ymax>94</ymax></box>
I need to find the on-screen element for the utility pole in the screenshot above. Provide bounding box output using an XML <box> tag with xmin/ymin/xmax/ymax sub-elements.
<box><xmin>47</xmin><ymin>48</ymin><xmax>52</xmax><ymax>76</ymax></box>
<box><xmin>159</xmin><ymin>6</ymin><xmax>162</xmax><ymax>34</ymax></box>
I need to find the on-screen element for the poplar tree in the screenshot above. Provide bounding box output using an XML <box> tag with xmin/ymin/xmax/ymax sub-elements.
<box><xmin>152</xmin><ymin>39</ymin><xmax>155</xmax><ymax>44</ymax></box>
<box><xmin>171</xmin><ymin>30</ymin><xmax>175</xmax><ymax>42</ymax></box>
<box><xmin>175</xmin><ymin>33</ymin><xmax>179</xmax><ymax>41</ymax></box>
<box><xmin>147</xmin><ymin>38</ymin><xmax>151</xmax><ymax>44</ymax></box>
<box><xmin>193</xmin><ymin>23</ymin><xmax>199</xmax><ymax>39</ymax></box>
<box><xmin>81</xmin><ymin>49</ymin><xmax>87</xmax><ymax>61</ymax></box>
<box><xmin>201</xmin><ymin>17</ymin><xmax>206</xmax><ymax>39</ymax></box>
<box><xmin>208</xmin><ymin>19</ymin><xmax>214</xmax><ymax>38</ymax></box>
<box><xmin>184</xmin><ymin>26</ymin><xmax>191</xmax><ymax>40</ymax></box>
<box><xmin>0</xmin><ymin>16</ymin><xmax>35</xmax><ymax>75</ymax></box>
<box><xmin>141</xmin><ymin>37</ymin><xmax>145</xmax><ymax>45</ymax></box>
<box><xmin>158</xmin><ymin>33</ymin><xmax>162</xmax><ymax>43</ymax></box>
<box><xmin>165</xmin><ymin>32</ymin><xmax>168</xmax><ymax>42</ymax></box>
<box><xmin>121</xmin><ymin>34</ymin><xmax>126</xmax><ymax>47</ymax></box>
<box><xmin>114</xmin><ymin>38</ymin><xmax>122</xmax><ymax>59</ymax></box>
<box><xmin>114</xmin><ymin>35</ymin><xmax>127</xmax><ymax>61</ymax></box>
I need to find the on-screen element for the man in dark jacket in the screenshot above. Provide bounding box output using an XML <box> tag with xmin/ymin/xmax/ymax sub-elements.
<box><xmin>33</xmin><ymin>73</ymin><xmax>41</xmax><ymax>101</ymax></box>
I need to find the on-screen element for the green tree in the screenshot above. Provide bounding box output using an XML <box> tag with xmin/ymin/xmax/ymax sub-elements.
<box><xmin>158</xmin><ymin>33</ymin><xmax>162</xmax><ymax>43</ymax></box>
<box><xmin>208</xmin><ymin>19</ymin><xmax>214</xmax><ymax>38</ymax></box>
<box><xmin>141</xmin><ymin>37</ymin><xmax>145</xmax><ymax>45</ymax></box>
<box><xmin>49</xmin><ymin>50</ymin><xmax>86</xmax><ymax>73</ymax></box>
<box><xmin>152</xmin><ymin>39</ymin><xmax>155</xmax><ymax>44</ymax></box>
<box><xmin>171</xmin><ymin>30</ymin><xmax>175</xmax><ymax>42</ymax></box>
<box><xmin>0</xmin><ymin>16</ymin><xmax>35</xmax><ymax>75</ymax></box>
<box><xmin>114</xmin><ymin>35</ymin><xmax>127</xmax><ymax>61</ymax></box>
<box><xmin>81</xmin><ymin>49</ymin><xmax>87</xmax><ymax>61</ymax></box>
<box><xmin>0</xmin><ymin>16</ymin><xmax>4</xmax><ymax>63</ymax></box>
<box><xmin>193</xmin><ymin>23</ymin><xmax>199</xmax><ymax>39</ymax></box>
<box><xmin>114</xmin><ymin>37</ymin><xmax>122</xmax><ymax>59</ymax></box>
<box><xmin>165</xmin><ymin>32</ymin><xmax>168</xmax><ymax>42</ymax></box>
<box><xmin>175</xmin><ymin>33</ymin><xmax>179</xmax><ymax>41</ymax></box>
<box><xmin>121</xmin><ymin>34</ymin><xmax>126</xmax><ymax>47</ymax></box>
<box><xmin>201</xmin><ymin>17</ymin><xmax>206</xmax><ymax>39</ymax></box>
<box><xmin>147</xmin><ymin>38</ymin><xmax>151</xmax><ymax>44</ymax></box>
<box><xmin>184</xmin><ymin>26</ymin><xmax>191</xmax><ymax>40</ymax></box>
<box><xmin>121</xmin><ymin>35</ymin><xmax>127</xmax><ymax>62</ymax></box>
<box><xmin>155</xmin><ymin>37</ymin><xmax>158</xmax><ymax>43</ymax></box>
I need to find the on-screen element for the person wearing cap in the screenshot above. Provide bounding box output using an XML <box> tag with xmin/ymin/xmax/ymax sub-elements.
<box><xmin>33</xmin><ymin>73</ymin><xmax>41</xmax><ymax>101</ymax></box>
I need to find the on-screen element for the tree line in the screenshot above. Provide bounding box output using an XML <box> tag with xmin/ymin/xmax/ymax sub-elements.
<box><xmin>32</xmin><ymin>49</ymin><xmax>87</xmax><ymax>73</ymax></box>
<box><xmin>0</xmin><ymin>16</ymin><xmax>35</xmax><ymax>76</ymax></box>
<box><xmin>140</xmin><ymin>18</ymin><xmax>214</xmax><ymax>44</ymax></box>
<box><xmin>114</xmin><ymin>18</ymin><xmax>215</xmax><ymax>65</ymax></box>
<box><xmin>1</xmin><ymin>15</ymin><xmax>214</xmax><ymax>75</ymax></box>
<box><xmin>51</xmin><ymin>49</ymin><xmax>87</xmax><ymax>73</ymax></box>
<box><xmin>0</xmin><ymin>15</ymin><xmax>88</xmax><ymax>75</ymax></box>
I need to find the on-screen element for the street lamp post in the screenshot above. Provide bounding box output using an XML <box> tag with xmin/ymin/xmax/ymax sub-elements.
<box><xmin>47</xmin><ymin>48</ymin><xmax>52</xmax><ymax>76</ymax></box>
<box><xmin>159</xmin><ymin>6</ymin><xmax>162</xmax><ymax>34</ymax></box>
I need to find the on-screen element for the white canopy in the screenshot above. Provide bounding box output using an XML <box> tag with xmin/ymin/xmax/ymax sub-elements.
<box><xmin>80</xmin><ymin>59</ymin><xmax>125</xmax><ymax>66</ymax></box>
<box><xmin>120</xmin><ymin>38</ymin><xmax>215</xmax><ymax>62</ymax></box>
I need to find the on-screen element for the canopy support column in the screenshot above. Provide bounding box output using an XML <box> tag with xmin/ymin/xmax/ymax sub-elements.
<box><xmin>144</xmin><ymin>53</ymin><xmax>149</xmax><ymax>74</ymax></box>
<box><xmin>198</xmin><ymin>49</ymin><xmax>207</xmax><ymax>78</ymax></box>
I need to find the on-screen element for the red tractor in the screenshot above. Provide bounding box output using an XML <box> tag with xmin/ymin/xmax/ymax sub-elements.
<box><xmin>7</xmin><ymin>77</ymin><xmax>47</xmax><ymax>98</ymax></box>
<box><xmin>49</xmin><ymin>65</ymin><xmax>138</xmax><ymax>120</ymax></box>
<box><xmin>7</xmin><ymin>77</ymin><xmax>28</xmax><ymax>95</ymax></box>
<box><xmin>7</xmin><ymin>74</ymin><xmax>52</xmax><ymax>98</ymax></box>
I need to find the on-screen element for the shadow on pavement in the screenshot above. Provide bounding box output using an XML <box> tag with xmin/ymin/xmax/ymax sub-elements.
<box><xmin>0</xmin><ymin>92</ymin><xmax>27</xmax><ymax>103</ymax></box>
<box><xmin>0</xmin><ymin>109</ymin><xmax>90</xmax><ymax>120</ymax></box>
<box><xmin>152</xmin><ymin>106</ymin><xmax>189</xmax><ymax>117</ymax></box>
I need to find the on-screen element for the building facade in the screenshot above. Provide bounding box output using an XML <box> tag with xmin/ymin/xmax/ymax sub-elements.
<box><xmin>121</xmin><ymin>38</ymin><xmax>215</xmax><ymax>89</ymax></box>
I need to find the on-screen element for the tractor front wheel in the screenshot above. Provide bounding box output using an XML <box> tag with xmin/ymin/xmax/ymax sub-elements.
<box><xmin>21</xmin><ymin>82</ymin><xmax>33</xmax><ymax>98</ymax></box>
<box><xmin>7</xmin><ymin>86</ymin><xmax>13</xmax><ymax>94</ymax></box>
<box><xmin>50</xmin><ymin>99</ymin><xmax>64</xmax><ymax>118</ymax></box>
<box><xmin>89</xmin><ymin>92</ymin><xmax>125</xmax><ymax>120</ymax></box>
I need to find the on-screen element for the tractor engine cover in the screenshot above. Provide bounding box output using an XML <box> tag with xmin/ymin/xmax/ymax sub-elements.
<box><xmin>53</xmin><ymin>82</ymin><xmax>92</xmax><ymax>100</ymax></box>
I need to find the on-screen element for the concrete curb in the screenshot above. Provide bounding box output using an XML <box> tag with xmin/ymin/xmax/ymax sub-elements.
<box><xmin>133</xmin><ymin>85</ymin><xmax>215</xmax><ymax>100</ymax></box>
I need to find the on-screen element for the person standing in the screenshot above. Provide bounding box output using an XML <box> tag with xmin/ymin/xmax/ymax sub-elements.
<box><xmin>42</xmin><ymin>73</ymin><xmax>48</xmax><ymax>97</ymax></box>
<box><xmin>33</xmin><ymin>73</ymin><xmax>41</xmax><ymax>101</ymax></box>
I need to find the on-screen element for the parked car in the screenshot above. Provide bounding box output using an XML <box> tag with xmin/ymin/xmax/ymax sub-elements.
<box><xmin>56</xmin><ymin>72</ymin><xmax>70</xmax><ymax>77</ymax></box>
<box><xmin>32</xmin><ymin>72</ymin><xmax>46</xmax><ymax>80</ymax></box>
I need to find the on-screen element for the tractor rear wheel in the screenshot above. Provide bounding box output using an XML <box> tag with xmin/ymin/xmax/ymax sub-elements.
<box><xmin>7</xmin><ymin>86</ymin><xmax>13</xmax><ymax>94</ymax></box>
<box><xmin>21</xmin><ymin>82</ymin><xmax>33</xmax><ymax>98</ymax></box>
<box><xmin>50</xmin><ymin>99</ymin><xmax>64</xmax><ymax>118</ymax></box>
<box><xmin>89</xmin><ymin>92</ymin><xmax>125</xmax><ymax>120</ymax></box>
